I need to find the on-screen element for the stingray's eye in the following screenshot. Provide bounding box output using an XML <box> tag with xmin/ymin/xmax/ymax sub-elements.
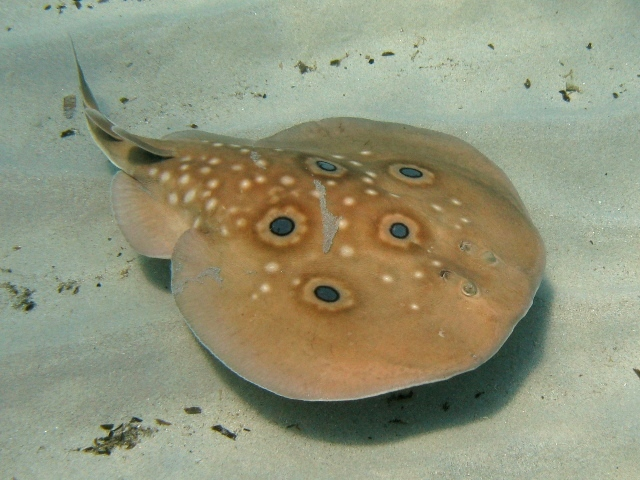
<box><xmin>389</xmin><ymin>163</ymin><xmax>435</xmax><ymax>186</ymax></box>
<box><xmin>378</xmin><ymin>213</ymin><xmax>421</xmax><ymax>248</ymax></box>
<box><xmin>389</xmin><ymin>222</ymin><xmax>409</xmax><ymax>239</ymax></box>
<box><xmin>314</xmin><ymin>285</ymin><xmax>340</xmax><ymax>302</ymax></box>
<box><xmin>306</xmin><ymin>157</ymin><xmax>348</xmax><ymax>177</ymax></box>
<box><xmin>257</xmin><ymin>206</ymin><xmax>307</xmax><ymax>246</ymax></box>
<box><xmin>302</xmin><ymin>277</ymin><xmax>354</xmax><ymax>311</ymax></box>
<box><xmin>399</xmin><ymin>167</ymin><xmax>423</xmax><ymax>178</ymax></box>
<box><xmin>269</xmin><ymin>217</ymin><xmax>295</xmax><ymax>236</ymax></box>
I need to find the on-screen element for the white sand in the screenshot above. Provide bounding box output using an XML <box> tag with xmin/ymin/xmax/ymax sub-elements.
<box><xmin>1</xmin><ymin>0</ymin><xmax>638</xmax><ymax>478</ymax></box>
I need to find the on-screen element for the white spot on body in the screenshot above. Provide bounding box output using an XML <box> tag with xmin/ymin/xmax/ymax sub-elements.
<box><xmin>239</xmin><ymin>179</ymin><xmax>252</xmax><ymax>191</ymax></box>
<box><xmin>206</xmin><ymin>179</ymin><xmax>220</xmax><ymax>190</ymax></box>
<box><xmin>413</xmin><ymin>271</ymin><xmax>424</xmax><ymax>279</ymax></box>
<box><xmin>179</xmin><ymin>164</ymin><xmax>190</xmax><ymax>172</ymax></box>
<box><xmin>231</xmin><ymin>164</ymin><xmax>243</xmax><ymax>172</ymax></box>
<box><xmin>431</xmin><ymin>260</ymin><xmax>442</xmax><ymax>268</ymax></box>
<box><xmin>255</xmin><ymin>175</ymin><xmax>267</xmax><ymax>184</ymax></box>
<box><xmin>381</xmin><ymin>274</ymin><xmax>394</xmax><ymax>283</ymax></box>
<box><xmin>168</xmin><ymin>193</ymin><xmax>178</xmax><ymax>205</ymax></box>
<box><xmin>183</xmin><ymin>189</ymin><xmax>196</xmax><ymax>203</ymax></box>
<box><xmin>339</xmin><ymin>245</ymin><xmax>354</xmax><ymax>257</ymax></box>
<box><xmin>365</xmin><ymin>189</ymin><xmax>378</xmax><ymax>196</ymax></box>
<box><xmin>280</xmin><ymin>175</ymin><xmax>295</xmax><ymax>186</ymax></box>
<box><xmin>199</xmin><ymin>166</ymin><xmax>212</xmax><ymax>175</ymax></box>
<box><xmin>410</xmin><ymin>304</ymin><xmax>419</xmax><ymax>311</ymax></box>
<box><xmin>451</xmin><ymin>198</ymin><xmax>462</xmax><ymax>206</ymax></box>
<box><xmin>431</xmin><ymin>203</ymin><xmax>443</xmax><ymax>212</ymax></box>
<box><xmin>338</xmin><ymin>218</ymin><xmax>349</xmax><ymax>229</ymax></box>
<box><xmin>460</xmin><ymin>217</ymin><xmax>471</xmax><ymax>224</ymax></box>
<box><xmin>178</xmin><ymin>174</ymin><xmax>190</xmax><ymax>185</ymax></box>
<box><xmin>212</xmin><ymin>142</ymin><xmax>223</xmax><ymax>147</ymax></box>
<box><xmin>343</xmin><ymin>197</ymin><xmax>355</xmax><ymax>206</ymax></box>
<box><xmin>180</xmin><ymin>155</ymin><xmax>192</xmax><ymax>162</ymax></box>
<box><xmin>148</xmin><ymin>167</ymin><xmax>158</xmax><ymax>177</ymax></box>
<box><xmin>240</xmin><ymin>148</ymin><xmax>250</xmax><ymax>154</ymax></box>
<box><xmin>208</xmin><ymin>157</ymin><xmax>221</xmax><ymax>165</ymax></box>
<box><xmin>205</xmin><ymin>198</ymin><xmax>218</xmax><ymax>211</ymax></box>
<box><xmin>236</xmin><ymin>218</ymin><xmax>247</xmax><ymax>228</ymax></box>
<box><xmin>362</xmin><ymin>177</ymin><xmax>374</xmax><ymax>185</ymax></box>
<box><xmin>264</xmin><ymin>262</ymin><xmax>280</xmax><ymax>273</ymax></box>
<box><xmin>160</xmin><ymin>171</ymin><xmax>171</xmax><ymax>183</ymax></box>
<box><xmin>349</xmin><ymin>160</ymin><xmax>362</xmax><ymax>166</ymax></box>
<box><xmin>260</xmin><ymin>283</ymin><xmax>271</xmax><ymax>293</ymax></box>
<box><xmin>332</xmin><ymin>154</ymin><xmax>345</xmax><ymax>159</ymax></box>
<box><xmin>360</xmin><ymin>150</ymin><xmax>372</xmax><ymax>156</ymax></box>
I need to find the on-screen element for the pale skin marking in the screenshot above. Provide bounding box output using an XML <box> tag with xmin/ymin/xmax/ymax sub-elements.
<box><xmin>168</xmin><ymin>193</ymin><xmax>178</xmax><ymax>205</ymax></box>
<box><xmin>382</xmin><ymin>274</ymin><xmax>394</xmax><ymax>283</ymax></box>
<box><xmin>260</xmin><ymin>283</ymin><xmax>271</xmax><ymax>293</ymax></box>
<box><xmin>460</xmin><ymin>217</ymin><xmax>471</xmax><ymax>224</ymax></box>
<box><xmin>410</xmin><ymin>304</ymin><xmax>420</xmax><ymax>311</ymax></box>
<box><xmin>160</xmin><ymin>171</ymin><xmax>171</xmax><ymax>183</ymax></box>
<box><xmin>264</xmin><ymin>262</ymin><xmax>279</xmax><ymax>273</ymax></box>
<box><xmin>236</xmin><ymin>218</ymin><xmax>247</xmax><ymax>228</ymax></box>
<box><xmin>212</xmin><ymin>142</ymin><xmax>223</xmax><ymax>147</ymax></box>
<box><xmin>193</xmin><ymin>217</ymin><xmax>201</xmax><ymax>229</ymax></box>
<box><xmin>178</xmin><ymin>174</ymin><xmax>190</xmax><ymax>185</ymax></box>
<box><xmin>365</xmin><ymin>171</ymin><xmax>377</xmax><ymax>178</ymax></box>
<box><xmin>343</xmin><ymin>197</ymin><xmax>355</xmax><ymax>206</ymax></box>
<box><xmin>362</xmin><ymin>177</ymin><xmax>374</xmax><ymax>185</ymax></box>
<box><xmin>148</xmin><ymin>167</ymin><xmax>158</xmax><ymax>176</ymax></box>
<box><xmin>413</xmin><ymin>271</ymin><xmax>424</xmax><ymax>279</ymax></box>
<box><xmin>179</xmin><ymin>164</ymin><xmax>190</xmax><ymax>171</ymax></box>
<box><xmin>332</xmin><ymin>154</ymin><xmax>345</xmax><ymax>159</ymax></box>
<box><xmin>208</xmin><ymin>157</ymin><xmax>221</xmax><ymax>165</ymax></box>
<box><xmin>231</xmin><ymin>164</ymin><xmax>243</xmax><ymax>172</ymax></box>
<box><xmin>431</xmin><ymin>260</ymin><xmax>443</xmax><ymax>267</ymax></box>
<box><xmin>205</xmin><ymin>198</ymin><xmax>218</xmax><ymax>211</ymax></box>
<box><xmin>338</xmin><ymin>218</ymin><xmax>349</xmax><ymax>229</ymax></box>
<box><xmin>339</xmin><ymin>245</ymin><xmax>354</xmax><ymax>257</ymax></box>
<box><xmin>240</xmin><ymin>179</ymin><xmax>252</xmax><ymax>191</ymax></box>
<box><xmin>240</xmin><ymin>148</ymin><xmax>250</xmax><ymax>154</ymax></box>
<box><xmin>451</xmin><ymin>198</ymin><xmax>462</xmax><ymax>206</ymax></box>
<box><xmin>255</xmin><ymin>175</ymin><xmax>266</xmax><ymax>184</ymax></box>
<box><xmin>360</xmin><ymin>150</ymin><xmax>372</xmax><ymax>156</ymax></box>
<box><xmin>200</xmin><ymin>166</ymin><xmax>212</xmax><ymax>174</ymax></box>
<box><xmin>183</xmin><ymin>189</ymin><xmax>196</xmax><ymax>203</ymax></box>
<box><xmin>431</xmin><ymin>204</ymin><xmax>443</xmax><ymax>212</ymax></box>
<box><xmin>365</xmin><ymin>189</ymin><xmax>378</xmax><ymax>196</ymax></box>
<box><xmin>349</xmin><ymin>160</ymin><xmax>363</xmax><ymax>166</ymax></box>
<box><xmin>280</xmin><ymin>176</ymin><xmax>295</xmax><ymax>186</ymax></box>
<box><xmin>200</xmin><ymin>190</ymin><xmax>212</xmax><ymax>198</ymax></box>
<box><xmin>180</xmin><ymin>155</ymin><xmax>192</xmax><ymax>162</ymax></box>
<box><xmin>206</xmin><ymin>179</ymin><xmax>220</xmax><ymax>189</ymax></box>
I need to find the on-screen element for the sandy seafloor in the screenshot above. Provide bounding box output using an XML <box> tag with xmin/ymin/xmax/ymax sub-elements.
<box><xmin>1</xmin><ymin>0</ymin><xmax>639</xmax><ymax>478</ymax></box>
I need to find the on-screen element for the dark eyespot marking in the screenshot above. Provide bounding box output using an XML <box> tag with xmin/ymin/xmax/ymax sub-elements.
<box><xmin>399</xmin><ymin>167</ymin><xmax>423</xmax><ymax>178</ymax></box>
<box><xmin>316</xmin><ymin>160</ymin><xmax>337</xmax><ymax>172</ymax></box>
<box><xmin>314</xmin><ymin>285</ymin><xmax>340</xmax><ymax>303</ymax></box>
<box><xmin>389</xmin><ymin>222</ymin><xmax>409</xmax><ymax>239</ymax></box>
<box><xmin>269</xmin><ymin>217</ymin><xmax>295</xmax><ymax>236</ymax></box>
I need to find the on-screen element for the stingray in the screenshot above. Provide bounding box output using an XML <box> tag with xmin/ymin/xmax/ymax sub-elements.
<box><xmin>73</xmin><ymin>46</ymin><xmax>545</xmax><ymax>401</ymax></box>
